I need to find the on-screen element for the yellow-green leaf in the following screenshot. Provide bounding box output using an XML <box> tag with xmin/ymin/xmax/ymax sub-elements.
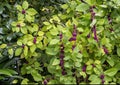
<box><xmin>8</xmin><ymin>48</ymin><xmax>13</xmax><ymax>55</ymax></box>
<box><xmin>0</xmin><ymin>44</ymin><xmax>7</xmax><ymax>48</ymax></box>
<box><xmin>30</xmin><ymin>44</ymin><xmax>36</xmax><ymax>53</ymax></box>
<box><xmin>38</xmin><ymin>31</ymin><xmax>44</xmax><ymax>36</ymax></box>
<box><xmin>26</xmin><ymin>8</ymin><xmax>37</xmax><ymax>15</ymax></box>
<box><xmin>15</xmin><ymin>47</ymin><xmax>22</xmax><ymax>56</ymax></box>
<box><xmin>49</xmin><ymin>39</ymin><xmax>59</xmax><ymax>45</ymax></box>
<box><xmin>22</xmin><ymin>1</ymin><xmax>29</xmax><ymax>10</ymax></box>
<box><xmin>24</xmin><ymin>46</ymin><xmax>28</xmax><ymax>57</ymax></box>
<box><xmin>16</xmin><ymin>5</ymin><xmax>22</xmax><ymax>11</ymax></box>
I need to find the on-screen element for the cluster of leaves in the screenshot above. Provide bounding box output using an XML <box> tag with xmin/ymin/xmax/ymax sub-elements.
<box><xmin>1</xmin><ymin>0</ymin><xmax>120</xmax><ymax>84</ymax></box>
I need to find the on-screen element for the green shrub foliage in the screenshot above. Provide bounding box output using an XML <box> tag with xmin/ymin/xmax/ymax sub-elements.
<box><xmin>0</xmin><ymin>0</ymin><xmax>120</xmax><ymax>84</ymax></box>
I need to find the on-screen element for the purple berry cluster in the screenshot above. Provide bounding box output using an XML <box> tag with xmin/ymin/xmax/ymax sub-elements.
<box><xmin>92</xmin><ymin>25</ymin><xmax>98</xmax><ymax>42</ymax></box>
<box><xmin>107</xmin><ymin>14</ymin><xmax>112</xmax><ymax>24</ymax></box>
<box><xmin>22</xmin><ymin>10</ymin><xmax>26</xmax><ymax>14</ymax></box>
<box><xmin>107</xmin><ymin>13</ymin><xmax>114</xmax><ymax>32</ymax></box>
<box><xmin>22</xmin><ymin>44</ymin><xmax>25</xmax><ymax>48</ymax></box>
<box><xmin>102</xmin><ymin>46</ymin><xmax>108</xmax><ymax>54</ymax></box>
<box><xmin>16</xmin><ymin>24</ymin><xmax>21</xmax><ymax>28</ymax></box>
<box><xmin>100</xmin><ymin>74</ymin><xmax>105</xmax><ymax>84</ymax></box>
<box><xmin>33</xmin><ymin>37</ymin><xmax>37</xmax><ymax>44</ymax></box>
<box><xmin>43</xmin><ymin>78</ymin><xmax>50</xmax><ymax>85</ymax></box>
<box><xmin>82</xmin><ymin>64</ymin><xmax>87</xmax><ymax>72</ymax></box>
<box><xmin>90</xmin><ymin>6</ymin><xmax>98</xmax><ymax>42</ymax></box>
<box><xmin>69</xmin><ymin>24</ymin><xmax>77</xmax><ymax>50</ymax></box>
<box><xmin>90</xmin><ymin>6</ymin><xmax>96</xmax><ymax>22</ymax></box>
<box><xmin>59</xmin><ymin>33</ymin><xmax>67</xmax><ymax>75</ymax></box>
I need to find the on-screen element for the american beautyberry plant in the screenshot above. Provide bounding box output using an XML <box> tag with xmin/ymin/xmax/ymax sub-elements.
<box><xmin>2</xmin><ymin>0</ymin><xmax>120</xmax><ymax>84</ymax></box>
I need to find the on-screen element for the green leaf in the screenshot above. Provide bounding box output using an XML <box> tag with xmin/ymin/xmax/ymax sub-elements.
<box><xmin>0</xmin><ymin>44</ymin><xmax>7</xmax><ymax>48</ymax></box>
<box><xmin>107</xmin><ymin>57</ymin><xmax>114</xmax><ymax>67</ymax></box>
<box><xmin>88</xmin><ymin>74</ymin><xmax>98</xmax><ymax>81</ymax></box>
<box><xmin>61</xmin><ymin>4</ymin><xmax>68</xmax><ymax>9</ymax></box>
<box><xmin>52</xmin><ymin>58</ymin><xmax>60</xmax><ymax>65</ymax></box>
<box><xmin>38</xmin><ymin>31</ymin><xmax>44</xmax><ymax>36</ymax></box>
<box><xmin>22</xmin><ymin>1</ymin><xmax>29</xmax><ymax>10</ymax></box>
<box><xmin>0</xmin><ymin>6</ymin><xmax>4</xmax><ymax>14</ymax></box>
<box><xmin>17</xmin><ymin>40</ymin><xmax>23</xmax><ymax>45</ymax></box>
<box><xmin>18</xmin><ymin>13</ymin><xmax>24</xmax><ymax>21</ymax></box>
<box><xmin>24</xmin><ymin>46</ymin><xmax>28</xmax><ymax>57</ymax></box>
<box><xmin>33</xmin><ymin>24</ymin><xmax>38</xmax><ymax>31</ymax></box>
<box><xmin>16</xmin><ymin>5</ymin><xmax>22</xmax><ymax>11</ymax></box>
<box><xmin>76</xmin><ymin>53</ymin><xmax>83</xmax><ymax>59</ymax></box>
<box><xmin>6</xmin><ymin>69</ymin><xmax>18</xmax><ymax>75</ymax></box>
<box><xmin>31</xmin><ymin>70</ymin><xmax>42</xmax><ymax>81</ymax></box>
<box><xmin>43</xmin><ymin>22</ymin><xmax>50</xmax><ymax>25</ymax></box>
<box><xmin>104</xmin><ymin>68</ymin><xmax>118</xmax><ymax>76</ymax></box>
<box><xmin>49</xmin><ymin>39</ymin><xmax>59</xmax><ymax>45</ymax></box>
<box><xmin>46</xmin><ymin>47</ymin><xmax>58</xmax><ymax>55</ymax></box>
<box><xmin>15</xmin><ymin>47</ymin><xmax>22</xmax><ymax>56</ymax></box>
<box><xmin>37</xmin><ymin>42</ymin><xmax>43</xmax><ymax>49</ymax></box>
<box><xmin>0</xmin><ymin>69</ymin><xmax>12</xmax><ymax>76</ymax></box>
<box><xmin>30</xmin><ymin>44</ymin><xmax>36</xmax><ymax>53</ymax></box>
<box><xmin>27</xmin><ymin>41</ymin><xmax>33</xmax><ymax>46</ymax></box>
<box><xmin>101</xmin><ymin>37</ymin><xmax>110</xmax><ymax>45</ymax></box>
<box><xmin>90</xmin><ymin>77</ymin><xmax>101</xmax><ymax>84</ymax></box>
<box><xmin>21</xmin><ymin>27</ymin><xmax>27</xmax><ymax>34</ymax></box>
<box><xmin>50</xmin><ymin>28</ymin><xmax>58</xmax><ymax>35</ymax></box>
<box><xmin>27</xmin><ymin>8</ymin><xmax>37</xmax><ymax>16</ymax></box>
<box><xmin>86</xmin><ymin>65</ymin><xmax>92</xmax><ymax>71</ymax></box>
<box><xmin>21</xmin><ymin>78</ymin><xmax>29</xmax><ymax>84</ymax></box>
<box><xmin>117</xmin><ymin>47</ymin><xmax>120</xmax><ymax>56</ymax></box>
<box><xmin>25</xmin><ymin>14</ymin><xmax>33</xmax><ymax>22</ymax></box>
<box><xmin>76</xmin><ymin>3</ymin><xmax>89</xmax><ymax>12</ymax></box>
<box><xmin>8</xmin><ymin>48</ymin><xmax>13</xmax><ymax>55</ymax></box>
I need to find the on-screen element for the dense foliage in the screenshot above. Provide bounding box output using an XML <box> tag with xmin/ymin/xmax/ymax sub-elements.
<box><xmin>0</xmin><ymin>0</ymin><xmax>120</xmax><ymax>84</ymax></box>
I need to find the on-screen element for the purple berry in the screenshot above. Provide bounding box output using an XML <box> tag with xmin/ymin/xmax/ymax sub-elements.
<box><xmin>87</xmin><ymin>33</ymin><xmax>90</xmax><ymax>38</ymax></box>
<box><xmin>107</xmin><ymin>14</ymin><xmax>112</xmax><ymax>24</ymax></box>
<box><xmin>73</xmin><ymin>24</ymin><xmax>77</xmax><ymax>30</ymax></box>
<box><xmin>92</xmin><ymin>5</ymin><xmax>96</xmax><ymax>8</ymax></box>
<box><xmin>92</xmin><ymin>12</ymin><xmax>95</xmax><ymax>16</ymax></box>
<box><xmin>82</xmin><ymin>65</ymin><xmax>87</xmax><ymax>72</ymax></box>
<box><xmin>93</xmin><ymin>25</ymin><xmax>98</xmax><ymax>42</ymax></box>
<box><xmin>60</xmin><ymin>53</ymin><xmax>64</xmax><ymax>58</ymax></box>
<box><xmin>103</xmin><ymin>46</ymin><xmax>108</xmax><ymax>54</ymax></box>
<box><xmin>60</xmin><ymin>49</ymin><xmax>64</xmax><ymax>53</ymax></box>
<box><xmin>22</xmin><ymin>10</ymin><xmax>26</xmax><ymax>14</ymax></box>
<box><xmin>60</xmin><ymin>59</ymin><xmax>64</xmax><ymax>66</ymax></box>
<box><xmin>101</xmin><ymin>79</ymin><xmax>105</xmax><ymax>84</ymax></box>
<box><xmin>69</xmin><ymin>37</ymin><xmax>76</xmax><ymax>41</ymax></box>
<box><xmin>109</xmin><ymin>28</ymin><xmax>114</xmax><ymax>32</ymax></box>
<box><xmin>60</xmin><ymin>44</ymin><xmax>64</xmax><ymax>50</ymax></box>
<box><xmin>59</xmin><ymin>33</ymin><xmax>62</xmax><ymax>39</ymax></box>
<box><xmin>16</xmin><ymin>24</ymin><xmax>21</xmax><ymax>28</ymax></box>
<box><xmin>72</xmin><ymin>45</ymin><xmax>76</xmax><ymax>50</ymax></box>
<box><xmin>33</xmin><ymin>37</ymin><xmax>37</xmax><ymax>44</ymax></box>
<box><xmin>43</xmin><ymin>79</ymin><xmax>47</xmax><ymax>85</ymax></box>
<box><xmin>72</xmin><ymin>32</ymin><xmax>77</xmax><ymax>37</ymax></box>
<box><xmin>22</xmin><ymin>44</ymin><xmax>25</xmax><ymax>48</ymax></box>
<box><xmin>100</xmin><ymin>74</ymin><xmax>105</xmax><ymax>79</ymax></box>
<box><xmin>90</xmin><ymin>8</ymin><xmax>93</xmax><ymax>13</ymax></box>
<box><xmin>62</xmin><ymin>70</ymin><xmax>67</xmax><ymax>75</ymax></box>
<box><xmin>92</xmin><ymin>64</ymin><xmax>95</xmax><ymax>68</ymax></box>
<box><xmin>79</xmin><ymin>51</ymin><xmax>82</xmax><ymax>53</ymax></box>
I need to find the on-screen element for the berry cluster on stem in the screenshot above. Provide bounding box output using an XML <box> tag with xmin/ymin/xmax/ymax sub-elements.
<box><xmin>69</xmin><ymin>24</ymin><xmax>77</xmax><ymax>50</ymax></box>
<box><xmin>90</xmin><ymin>6</ymin><xmax>98</xmax><ymax>42</ymax></box>
<box><xmin>59</xmin><ymin>33</ymin><xmax>67</xmax><ymax>75</ymax></box>
<box><xmin>100</xmin><ymin>74</ymin><xmax>105</xmax><ymax>84</ymax></box>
